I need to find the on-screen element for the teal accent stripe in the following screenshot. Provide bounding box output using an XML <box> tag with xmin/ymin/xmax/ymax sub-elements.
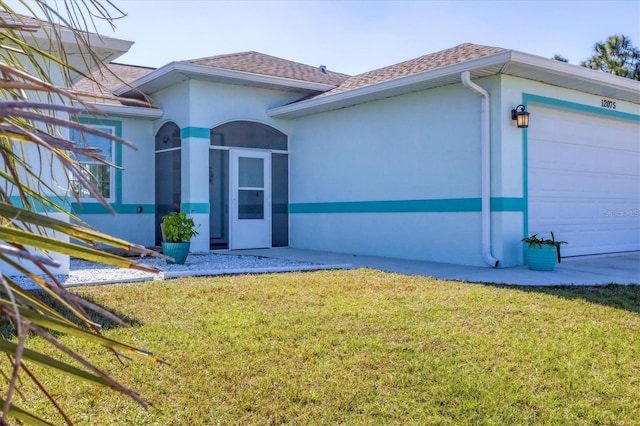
<box><xmin>289</xmin><ymin>197</ymin><xmax>524</xmax><ymax>214</ymax></box>
<box><xmin>523</xmin><ymin>94</ymin><xmax>640</xmax><ymax>122</ymax></box>
<box><xmin>10</xmin><ymin>196</ymin><xmax>72</xmax><ymax>213</ymax></box>
<box><xmin>72</xmin><ymin>203</ymin><xmax>154</xmax><ymax>214</ymax></box>
<box><xmin>490</xmin><ymin>197</ymin><xmax>525</xmax><ymax>211</ymax></box>
<box><xmin>181</xmin><ymin>203</ymin><xmax>210</xmax><ymax>214</ymax></box>
<box><xmin>180</xmin><ymin>127</ymin><xmax>209</xmax><ymax>139</ymax></box>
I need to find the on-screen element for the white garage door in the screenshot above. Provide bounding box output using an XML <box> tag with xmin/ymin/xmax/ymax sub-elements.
<box><xmin>528</xmin><ymin>106</ymin><xmax>640</xmax><ymax>257</ymax></box>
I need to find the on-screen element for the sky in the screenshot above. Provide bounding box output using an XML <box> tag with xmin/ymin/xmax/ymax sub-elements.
<box><xmin>8</xmin><ymin>0</ymin><xmax>640</xmax><ymax>75</ymax></box>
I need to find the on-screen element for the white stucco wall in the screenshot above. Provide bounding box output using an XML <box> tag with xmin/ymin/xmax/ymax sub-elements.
<box><xmin>1</xmin><ymin>61</ymin><xmax>72</xmax><ymax>276</ymax></box>
<box><xmin>150</xmin><ymin>79</ymin><xmax>302</xmax><ymax>251</ymax></box>
<box><xmin>288</xmin><ymin>72</ymin><xmax>639</xmax><ymax>267</ymax></box>
<box><xmin>496</xmin><ymin>74</ymin><xmax>640</xmax><ymax>265</ymax></box>
<box><xmin>153</xmin><ymin>80</ymin><xmax>298</xmax><ymax>132</ymax></box>
<box><xmin>75</xmin><ymin>115</ymin><xmax>156</xmax><ymax>247</ymax></box>
<box><xmin>69</xmin><ymin>70</ymin><xmax>638</xmax><ymax>268</ymax></box>
<box><xmin>288</xmin><ymin>81</ymin><xmax>497</xmax><ymax>266</ymax></box>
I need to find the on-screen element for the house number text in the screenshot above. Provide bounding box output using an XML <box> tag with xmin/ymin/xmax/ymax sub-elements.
<box><xmin>601</xmin><ymin>99</ymin><xmax>616</xmax><ymax>109</ymax></box>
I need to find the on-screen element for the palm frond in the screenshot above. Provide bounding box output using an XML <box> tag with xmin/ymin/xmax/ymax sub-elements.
<box><xmin>0</xmin><ymin>1</ymin><xmax>166</xmax><ymax>424</ymax></box>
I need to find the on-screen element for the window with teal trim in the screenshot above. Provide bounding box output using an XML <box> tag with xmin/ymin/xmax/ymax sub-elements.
<box><xmin>69</xmin><ymin>126</ymin><xmax>115</xmax><ymax>201</ymax></box>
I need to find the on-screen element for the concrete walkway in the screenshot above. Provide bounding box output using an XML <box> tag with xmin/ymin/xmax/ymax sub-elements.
<box><xmin>231</xmin><ymin>248</ymin><xmax>640</xmax><ymax>286</ymax></box>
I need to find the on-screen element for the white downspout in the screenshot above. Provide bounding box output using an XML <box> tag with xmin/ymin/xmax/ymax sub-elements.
<box><xmin>461</xmin><ymin>71</ymin><xmax>500</xmax><ymax>268</ymax></box>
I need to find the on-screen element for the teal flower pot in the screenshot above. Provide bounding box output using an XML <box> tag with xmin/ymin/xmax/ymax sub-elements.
<box><xmin>523</xmin><ymin>244</ymin><xmax>558</xmax><ymax>271</ymax></box>
<box><xmin>162</xmin><ymin>242</ymin><xmax>191</xmax><ymax>265</ymax></box>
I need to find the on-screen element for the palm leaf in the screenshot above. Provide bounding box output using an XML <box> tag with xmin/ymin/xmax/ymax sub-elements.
<box><xmin>0</xmin><ymin>2</ymin><xmax>164</xmax><ymax>423</ymax></box>
<box><xmin>0</xmin><ymin>340</ymin><xmax>113</xmax><ymax>388</ymax></box>
<box><xmin>0</xmin><ymin>202</ymin><xmax>162</xmax><ymax>256</ymax></box>
<box><xmin>0</xmin><ymin>397</ymin><xmax>54</xmax><ymax>426</ymax></box>
<box><xmin>0</xmin><ymin>226</ymin><xmax>160</xmax><ymax>273</ymax></box>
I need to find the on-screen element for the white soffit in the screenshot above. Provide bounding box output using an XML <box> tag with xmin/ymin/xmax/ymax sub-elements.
<box><xmin>268</xmin><ymin>50</ymin><xmax>640</xmax><ymax>119</ymax></box>
<box><xmin>81</xmin><ymin>103</ymin><xmax>163</xmax><ymax>119</ymax></box>
<box><xmin>32</xmin><ymin>27</ymin><xmax>134</xmax><ymax>83</ymax></box>
<box><xmin>506</xmin><ymin>51</ymin><xmax>640</xmax><ymax>104</ymax></box>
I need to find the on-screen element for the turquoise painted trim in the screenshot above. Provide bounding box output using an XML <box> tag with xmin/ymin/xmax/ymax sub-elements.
<box><xmin>9</xmin><ymin>195</ymin><xmax>72</xmax><ymax>213</ymax></box>
<box><xmin>71</xmin><ymin>203</ymin><xmax>154</xmax><ymax>214</ymax></box>
<box><xmin>181</xmin><ymin>203</ymin><xmax>210</xmax><ymax>214</ymax></box>
<box><xmin>180</xmin><ymin>127</ymin><xmax>209</xmax><ymax>139</ymax></box>
<box><xmin>490</xmin><ymin>197</ymin><xmax>525</xmax><ymax>212</ymax></box>
<box><xmin>524</xmin><ymin>94</ymin><xmax>640</xmax><ymax>123</ymax></box>
<box><xmin>521</xmin><ymin>93</ymin><xmax>640</xmax><ymax>238</ymax></box>
<box><xmin>77</xmin><ymin>116</ymin><xmax>123</xmax><ymax>204</ymax></box>
<box><xmin>289</xmin><ymin>197</ymin><xmax>524</xmax><ymax>214</ymax></box>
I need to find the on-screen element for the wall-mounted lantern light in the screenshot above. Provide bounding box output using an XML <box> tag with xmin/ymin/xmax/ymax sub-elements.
<box><xmin>511</xmin><ymin>104</ymin><xmax>530</xmax><ymax>128</ymax></box>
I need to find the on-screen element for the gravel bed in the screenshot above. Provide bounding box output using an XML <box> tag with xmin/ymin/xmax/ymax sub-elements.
<box><xmin>9</xmin><ymin>253</ymin><xmax>325</xmax><ymax>290</ymax></box>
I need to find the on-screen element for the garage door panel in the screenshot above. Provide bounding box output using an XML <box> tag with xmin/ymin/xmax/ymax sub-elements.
<box><xmin>528</xmin><ymin>106</ymin><xmax>639</xmax><ymax>257</ymax></box>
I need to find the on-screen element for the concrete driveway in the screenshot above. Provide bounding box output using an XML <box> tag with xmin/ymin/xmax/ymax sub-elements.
<box><xmin>233</xmin><ymin>248</ymin><xmax>640</xmax><ymax>286</ymax></box>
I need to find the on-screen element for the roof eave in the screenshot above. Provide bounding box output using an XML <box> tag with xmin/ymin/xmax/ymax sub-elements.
<box><xmin>33</xmin><ymin>27</ymin><xmax>134</xmax><ymax>83</ymax></box>
<box><xmin>267</xmin><ymin>50</ymin><xmax>515</xmax><ymax>119</ymax></box>
<box><xmin>506</xmin><ymin>50</ymin><xmax>640</xmax><ymax>98</ymax></box>
<box><xmin>268</xmin><ymin>50</ymin><xmax>640</xmax><ymax>119</ymax></box>
<box><xmin>87</xmin><ymin>103</ymin><xmax>163</xmax><ymax>119</ymax></box>
<box><xmin>115</xmin><ymin>62</ymin><xmax>337</xmax><ymax>97</ymax></box>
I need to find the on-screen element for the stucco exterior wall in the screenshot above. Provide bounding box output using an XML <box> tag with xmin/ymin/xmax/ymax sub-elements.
<box><xmin>288</xmin><ymin>81</ymin><xmax>500</xmax><ymax>266</ymax></box>
<box><xmin>68</xmin><ymin>70</ymin><xmax>638</xmax><ymax>267</ymax></box>
<box><xmin>152</xmin><ymin>80</ymin><xmax>299</xmax><ymax>132</ymax></box>
<box><xmin>287</xmin><ymin>72</ymin><xmax>639</xmax><ymax>267</ymax></box>
<box><xmin>494</xmin><ymin>74</ymin><xmax>639</xmax><ymax>266</ymax></box>
<box><xmin>75</xmin><ymin>115</ymin><xmax>156</xmax><ymax>246</ymax></box>
<box><xmin>150</xmin><ymin>80</ymin><xmax>302</xmax><ymax>251</ymax></box>
<box><xmin>2</xmin><ymin>61</ymin><xmax>72</xmax><ymax>275</ymax></box>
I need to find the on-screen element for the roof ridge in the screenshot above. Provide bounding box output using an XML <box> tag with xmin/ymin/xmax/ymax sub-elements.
<box><xmin>109</xmin><ymin>62</ymin><xmax>156</xmax><ymax>71</ymax></box>
<box><xmin>352</xmin><ymin>43</ymin><xmax>503</xmax><ymax>77</ymax></box>
<box><xmin>183</xmin><ymin>50</ymin><xmax>349</xmax><ymax>75</ymax></box>
<box><xmin>180</xmin><ymin>51</ymin><xmax>350</xmax><ymax>86</ymax></box>
<box><xmin>181</xmin><ymin>51</ymin><xmax>258</xmax><ymax>63</ymax></box>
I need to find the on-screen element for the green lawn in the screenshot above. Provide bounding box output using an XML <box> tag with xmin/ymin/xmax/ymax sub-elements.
<box><xmin>15</xmin><ymin>270</ymin><xmax>640</xmax><ymax>425</ymax></box>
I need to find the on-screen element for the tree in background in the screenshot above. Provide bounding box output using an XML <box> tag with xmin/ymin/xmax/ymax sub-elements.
<box><xmin>581</xmin><ymin>34</ymin><xmax>640</xmax><ymax>80</ymax></box>
<box><xmin>0</xmin><ymin>1</ymin><xmax>163</xmax><ymax>424</ymax></box>
<box><xmin>552</xmin><ymin>54</ymin><xmax>568</xmax><ymax>63</ymax></box>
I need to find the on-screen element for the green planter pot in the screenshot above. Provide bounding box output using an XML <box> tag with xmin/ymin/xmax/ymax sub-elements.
<box><xmin>162</xmin><ymin>242</ymin><xmax>191</xmax><ymax>265</ymax></box>
<box><xmin>523</xmin><ymin>244</ymin><xmax>558</xmax><ymax>271</ymax></box>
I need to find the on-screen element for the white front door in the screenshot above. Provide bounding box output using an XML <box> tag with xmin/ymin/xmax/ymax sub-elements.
<box><xmin>229</xmin><ymin>149</ymin><xmax>272</xmax><ymax>249</ymax></box>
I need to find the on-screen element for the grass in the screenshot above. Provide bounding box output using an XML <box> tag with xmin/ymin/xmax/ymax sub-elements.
<box><xmin>11</xmin><ymin>269</ymin><xmax>640</xmax><ymax>425</ymax></box>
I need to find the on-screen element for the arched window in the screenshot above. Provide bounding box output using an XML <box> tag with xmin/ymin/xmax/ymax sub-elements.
<box><xmin>210</xmin><ymin>121</ymin><xmax>287</xmax><ymax>150</ymax></box>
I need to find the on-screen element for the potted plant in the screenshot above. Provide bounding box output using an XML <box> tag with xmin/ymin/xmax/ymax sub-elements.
<box><xmin>161</xmin><ymin>212</ymin><xmax>199</xmax><ymax>264</ymax></box>
<box><xmin>521</xmin><ymin>232</ymin><xmax>567</xmax><ymax>271</ymax></box>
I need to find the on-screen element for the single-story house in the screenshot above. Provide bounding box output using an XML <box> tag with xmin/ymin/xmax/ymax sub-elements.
<box><xmin>71</xmin><ymin>42</ymin><xmax>640</xmax><ymax>268</ymax></box>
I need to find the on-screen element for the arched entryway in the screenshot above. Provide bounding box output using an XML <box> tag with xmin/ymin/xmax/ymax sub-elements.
<box><xmin>154</xmin><ymin>122</ymin><xmax>181</xmax><ymax>245</ymax></box>
<box><xmin>209</xmin><ymin>121</ymin><xmax>288</xmax><ymax>249</ymax></box>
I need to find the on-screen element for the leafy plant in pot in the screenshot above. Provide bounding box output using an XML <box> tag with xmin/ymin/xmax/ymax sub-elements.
<box><xmin>161</xmin><ymin>212</ymin><xmax>199</xmax><ymax>264</ymax></box>
<box><xmin>521</xmin><ymin>232</ymin><xmax>567</xmax><ymax>271</ymax></box>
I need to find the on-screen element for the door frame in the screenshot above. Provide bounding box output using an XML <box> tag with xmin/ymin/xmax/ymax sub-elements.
<box><xmin>229</xmin><ymin>148</ymin><xmax>272</xmax><ymax>249</ymax></box>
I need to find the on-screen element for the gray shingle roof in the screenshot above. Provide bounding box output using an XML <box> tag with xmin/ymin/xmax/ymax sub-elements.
<box><xmin>0</xmin><ymin>10</ymin><xmax>52</xmax><ymax>29</ymax></box>
<box><xmin>313</xmin><ymin>43</ymin><xmax>506</xmax><ymax>99</ymax></box>
<box><xmin>72</xmin><ymin>63</ymin><xmax>155</xmax><ymax>104</ymax></box>
<box><xmin>74</xmin><ymin>44</ymin><xmax>507</xmax><ymax>107</ymax></box>
<box><xmin>183</xmin><ymin>51</ymin><xmax>350</xmax><ymax>86</ymax></box>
